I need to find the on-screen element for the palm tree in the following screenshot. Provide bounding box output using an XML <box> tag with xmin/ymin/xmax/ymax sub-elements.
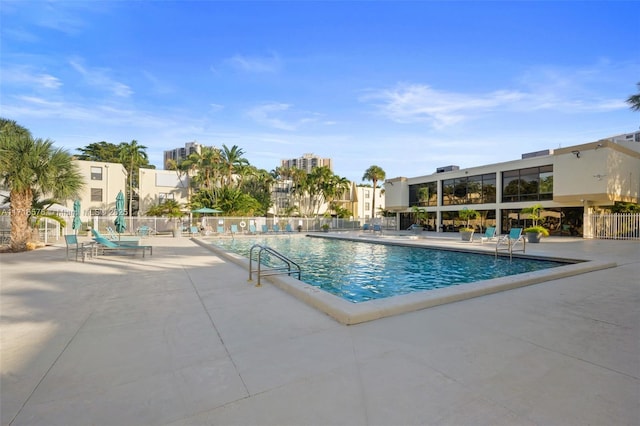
<box><xmin>220</xmin><ymin>144</ymin><xmax>249</xmax><ymax>187</ymax></box>
<box><xmin>118</xmin><ymin>139</ymin><xmax>148</xmax><ymax>218</ymax></box>
<box><xmin>627</xmin><ymin>82</ymin><xmax>640</xmax><ymax>111</ymax></box>
<box><xmin>362</xmin><ymin>165</ymin><xmax>386</xmax><ymax>220</ymax></box>
<box><xmin>0</xmin><ymin>119</ymin><xmax>83</xmax><ymax>251</ymax></box>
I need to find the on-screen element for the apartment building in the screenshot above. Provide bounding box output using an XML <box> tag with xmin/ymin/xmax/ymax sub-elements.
<box><xmin>163</xmin><ymin>141</ymin><xmax>202</xmax><ymax>169</ymax></box>
<box><xmin>281</xmin><ymin>153</ymin><xmax>333</xmax><ymax>173</ymax></box>
<box><xmin>384</xmin><ymin>132</ymin><xmax>640</xmax><ymax>237</ymax></box>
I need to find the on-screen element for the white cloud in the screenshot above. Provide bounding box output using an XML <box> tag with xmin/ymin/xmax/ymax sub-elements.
<box><xmin>246</xmin><ymin>103</ymin><xmax>319</xmax><ymax>131</ymax></box>
<box><xmin>69</xmin><ymin>57</ymin><xmax>133</xmax><ymax>98</ymax></box>
<box><xmin>362</xmin><ymin>83</ymin><xmax>524</xmax><ymax>128</ymax></box>
<box><xmin>1</xmin><ymin>66</ymin><xmax>62</xmax><ymax>89</ymax></box>
<box><xmin>226</xmin><ymin>52</ymin><xmax>281</xmax><ymax>73</ymax></box>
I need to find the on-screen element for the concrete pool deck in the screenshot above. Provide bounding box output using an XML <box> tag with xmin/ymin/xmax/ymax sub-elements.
<box><xmin>1</xmin><ymin>232</ymin><xmax>638</xmax><ymax>425</ymax></box>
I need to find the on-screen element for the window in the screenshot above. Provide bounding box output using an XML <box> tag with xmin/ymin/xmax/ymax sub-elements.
<box><xmin>502</xmin><ymin>166</ymin><xmax>553</xmax><ymax>202</ymax></box>
<box><xmin>365</xmin><ymin>191</ymin><xmax>370</xmax><ymax>198</ymax></box>
<box><xmin>91</xmin><ymin>188</ymin><xmax>102</xmax><ymax>202</ymax></box>
<box><xmin>409</xmin><ymin>182</ymin><xmax>437</xmax><ymax>207</ymax></box>
<box><xmin>364</xmin><ymin>202</ymin><xmax>370</xmax><ymax>212</ymax></box>
<box><xmin>90</xmin><ymin>167</ymin><xmax>103</xmax><ymax>180</ymax></box>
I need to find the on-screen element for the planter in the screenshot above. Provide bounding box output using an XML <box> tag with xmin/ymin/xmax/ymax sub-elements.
<box><xmin>172</xmin><ymin>228</ymin><xmax>182</xmax><ymax>238</ymax></box>
<box><xmin>460</xmin><ymin>230</ymin><xmax>474</xmax><ymax>242</ymax></box>
<box><xmin>526</xmin><ymin>232</ymin><xmax>542</xmax><ymax>243</ymax></box>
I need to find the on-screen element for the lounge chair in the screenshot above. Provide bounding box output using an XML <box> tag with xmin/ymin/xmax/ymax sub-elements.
<box><xmin>93</xmin><ymin>236</ymin><xmax>153</xmax><ymax>257</ymax></box>
<box><xmin>373</xmin><ymin>224</ymin><xmax>382</xmax><ymax>234</ymax></box>
<box><xmin>495</xmin><ymin>228</ymin><xmax>525</xmax><ymax>258</ymax></box>
<box><xmin>273</xmin><ymin>224</ymin><xmax>280</xmax><ymax>233</ymax></box>
<box><xmin>217</xmin><ymin>225</ymin><xmax>225</xmax><ymax>234</ymax></box>
<box><xmin>479</xmin><ymin>226</ymin><xmax>497</xmax><ymax>244</ymax></box>
<box><xmin>190</xmin><ymin>226</ymin><xmax>199</xmax><ymax>236</ymax></box>
<box><xmin>64</xmin><ymin>234</ymin><xmax>95</xmax><ymax>262</ymax></box>
<box><xmin>363</xmin><ymin>224</ymin><xmax>370</xmax><ymax>231</ymax></box>
<box><xmin>137</xmin><ymin>225</ymin><xmax>152</xmax><ymax>237</ymax></box>
<box><xmin>261</xmin><ymin>225</ymin><xmax>269</xmax><ymax>233</ymax></box>
<box><xmin>285</xmin><ymin>224</ymin><xmax>293</xmax><ymax>233</ymax></box>
<box><xmin>92</xmin><ymin>228</ymin><xmax>139</xmax><ymax>245</ymax></box>
<box><xmin>249</xmin><ymin>224</ymin><xmax>257</xmax><ymax>234</ymax></box>
<box><xmin>230</xmin><ymin>224</ymin><xmax>238</xmax><ymax>234</ymax></box>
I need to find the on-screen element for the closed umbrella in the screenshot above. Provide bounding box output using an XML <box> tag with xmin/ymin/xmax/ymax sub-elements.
<box><xmin>72</xmin><ymin>200</ymin><xmax>82</xmax><ymax>235</ymax></box>
<box><xmin>114</xmin><ymin>190</ymin><xmax>126</xmax><ymax>241</ymax></box>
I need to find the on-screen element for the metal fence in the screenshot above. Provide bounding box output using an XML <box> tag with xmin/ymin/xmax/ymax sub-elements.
<box><xmin>63</xmin><ymin>215</ymin><xmax>398</xmax><ymax>236</ymax></box>
<box><xmin>585</xmin><ymin>213</ymin><xmax>640</xmax><ymax>240</ymax></box>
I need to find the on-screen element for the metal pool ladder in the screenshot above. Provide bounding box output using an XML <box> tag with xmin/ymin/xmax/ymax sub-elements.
<box><xmin>249</xmin><ymin>244</ymin><xmax>301</xmax><ymax>287</ymax></box>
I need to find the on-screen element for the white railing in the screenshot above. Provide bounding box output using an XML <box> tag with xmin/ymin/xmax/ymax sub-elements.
<box><xmin>585</xmin><ymin>213</ymin><xmax>640</xmax><ymax>240</ymax></box>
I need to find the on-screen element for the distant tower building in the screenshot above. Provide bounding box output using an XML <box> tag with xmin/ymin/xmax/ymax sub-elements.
<box><xmin>281</xmin><ymin>153</ymin><xmax>333</xmax><ymax>173</ymax></box>
<box><xmin>163</xmin><ymin>141</ymin><xmax>202</xmax><ymax>169</ymax></box>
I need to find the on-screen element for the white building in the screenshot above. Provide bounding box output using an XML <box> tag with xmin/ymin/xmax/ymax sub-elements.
<box><xmin>163</xmin><ymin>141</ymin><xmax>202</xmax><ymax>169</ymax></box>
<box><xmin>384</xmin><ymin>132</ymin><xmax>640</xmax><ymax>237</ymax></box>
<box><xmin>281</xmin><ymin>153</ymin><xmax>333</xmax><ymax>173</ymax></box>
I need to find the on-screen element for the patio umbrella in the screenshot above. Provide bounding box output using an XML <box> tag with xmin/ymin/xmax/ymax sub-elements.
<box><xmin>114</xmin><ymin>190</ymin><xmax>126</xmax><ymax>240</ymax></box>
<box><xmin>72</xmin><ymin>200</ymin><xmax>82</xmax><ymax>235</ymax></box>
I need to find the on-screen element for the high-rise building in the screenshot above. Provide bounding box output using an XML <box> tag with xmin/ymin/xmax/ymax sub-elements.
<box><xmin>163</xmin><ymin>141</ymin><xmax>202</xmax><ymax>169</ymax></box>
<box><xmin>281</xmin><ymin>153</ymin><xmax>332</xmax><ymax>173</ymax></box>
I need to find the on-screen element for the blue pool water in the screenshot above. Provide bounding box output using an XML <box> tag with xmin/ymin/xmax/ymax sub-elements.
<box><xmin>210</xmin><ymin>236</ymin><xmax>566</xmax><ymax>303</ymax></box>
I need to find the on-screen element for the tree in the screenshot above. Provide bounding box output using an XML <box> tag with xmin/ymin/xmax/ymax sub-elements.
<box><xmin>76</xmin><ymin>141</ymin><xmax>121</xmax><ymax>162</ymax></box>
<box><xmin>220</xmin><ymin>144</ymin><xmax>249</xmax><ymax>187</ymax></box>
<box><xmin>0</xmin><ymin>119</ymin><xmax>83</xmax><ymax>251</ymax></box>
<box><xmin>626</xmin><ymin>82</ymin><xmax>640</xmax><ymax>112</ymax></box>
<box><xmin>362</xmin><ymin>165</ymin><xmax>386</xmax><ymax>219</ymax></box>
<box><xmin>118</xmin><ymin>140</ymin><xmax>148</xmax><ymax>217</ymax></box>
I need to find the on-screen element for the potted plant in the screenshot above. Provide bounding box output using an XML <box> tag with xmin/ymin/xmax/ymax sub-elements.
<box><xmin>523</xmin><ymin>225</ymin><xmax>550</xmax><ymax>243</ymax></box>
<box><xmin>410</xmin><ymin>206</ymin><xmax>427</xmax><ymax>234</ymax></box>
<box><xmin>521</xmin><ymin>204</ymin><xmax>548</xmax><ymax>243</ymax></box>
<box><xmin>458</xmin><ymin>208</ymin><xmax>479</xmax><ymax>241</ymax></box>
<box><xmin>321</xmin><ymin>223</ymin><xmax>330</xmax><ymax>232</ymax></box>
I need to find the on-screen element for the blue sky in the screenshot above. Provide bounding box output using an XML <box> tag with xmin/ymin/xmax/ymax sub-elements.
<box><xmin>1</xmin><ymin>1</ymin><xmax>638</xmax><ymax>183</ymax></box>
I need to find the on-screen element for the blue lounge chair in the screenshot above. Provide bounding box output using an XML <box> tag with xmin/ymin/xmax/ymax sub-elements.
<box><xmin>137</xmin><ymin>225</ymin><xmax>152</xmax><ymax>237</ymax></box>
<box><xmin>363</xmin><ymin>224</ymin><xmax>370</xmax><ymax>231</ymax></box>
<box><xmin>285</xmin><ymin>224</ymin><xmax>293</xmax><ymax>233</ymax></box>
<box><xmin>93</xmin><ymin>236</ymin><xmax>153</xmax><ymax>257</ymax></box>
<box><xmin>261</xmin><ymin>225</ymin><xmax>269</xmax><ymax>233</ymax></box>
<box><xmin>190</xmin><ymin>226</ymin><xmax>199</xmax><ymax>236</ymax></box>
<box><xmin>273</xmin><ymin>224</ymin><xmax>280</xmax><ymax>233</ymax></box>
<box><xmin>217</xmin><ymin>225</ymin><xmax>225</xmax><ymax>234</ymax></box>
<box><xmin>92</xmin><ymin>228</ymin><xmax>139</xmax><ymax>245</ymax></box>
<box><xmin>479</xmin><ymin>226</ymin><xmax>497</xmax><ymax>244</ymax></box>
<box><xmin>231</xmin><ymin>224</ymin><xmax>238</xmax><ymax>234</ymax></box>
<box><xmin>495</xmin><ymin>228</ymin><xmax>525</xmax><ymax>258</ymax></box>
<box><xmin>373</xmin><ymin>224</ymin><xmax>382</xmax><ymax>234</ymax></box>
<box><xmin>249</xmin><ymin>224</ymin><xmax>257</xmax><ymax>234</ymax></box>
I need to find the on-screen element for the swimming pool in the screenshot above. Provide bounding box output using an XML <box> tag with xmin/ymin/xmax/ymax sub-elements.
<box><xmin>209</xmin><ymin>236</ymin><xmax>566</xmax><ymax>303</ymax></box>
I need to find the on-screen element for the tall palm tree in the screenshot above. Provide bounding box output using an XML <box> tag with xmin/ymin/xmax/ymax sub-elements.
<box><xmin>220</xmin><ymin>144</ymin><xmax>249</xmax><ymax>187</ymax></box>
<box><xmin>0</xmin><ymin>119</ymin><xmax>83</xmax><ymax>251</ymax></box>
<box><xmin>362</xmin><ymin>165</ymin><xmax>386</xmax><ymax>219</ymax></box>
<box><xmin>118</xmin><ymin>139</ymin><xmax>148</xmax><ymax>218</ymax></box>
<box><xmin>627</xmin><ymin>82</ymin><xmax>640</xmax><ymax>112</ymax></box>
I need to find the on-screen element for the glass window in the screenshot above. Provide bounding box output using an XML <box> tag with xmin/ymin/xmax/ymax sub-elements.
<box><xmin>90</xmin><ymin>167</ymin><xmax>102</xmax><ymax>180</ymax></box>
<box><xmin>409</xmin><ymin>182</ymin><xmax>437</xmax><ymax>207</ymax></box>
<box><xmin>91</xmin><ymin>188</ymin><xmax>102</xmax><ymax>202</ymax></box>
<box><xmin>502</xmin><ymin>166</ymin><xmax>553</xmax><ymax>202</ymax></box>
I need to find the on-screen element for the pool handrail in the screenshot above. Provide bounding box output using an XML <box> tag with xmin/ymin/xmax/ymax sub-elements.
<box><xmin>248</xmin><ymin>244</ymin><xmax>301</xmax><ymax>286</ymax></box>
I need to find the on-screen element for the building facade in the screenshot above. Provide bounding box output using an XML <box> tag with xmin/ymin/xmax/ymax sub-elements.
<box><xmin>163</xmin><ymin>141</ymin><xmax>202</xmax><ymax>169</ymax></box>
<box><xmin>384</xmin><ymin>132</ymin><xmax>640</xmax><ymax>237</ymax></box>
<box><xmin>280</xmin><ymin>153</ymin><xmax>333</xmax><ymax>173</ymax></box>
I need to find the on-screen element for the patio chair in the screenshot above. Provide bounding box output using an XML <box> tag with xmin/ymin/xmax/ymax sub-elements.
<box><xmin>495</xmin><ymin>228</ymin><xmax>525</xmax><ymax>258</ymax></box>
<box><xmin>285</xmin><ymin>224</ymin><xmax>293</xmax><ymax>233</ymax></box>
<box><xmin>217</xmin><ymin>225</ymin><xmax>225</xmax><ymax>234</ymax></box>
<box><xmin>93</xmin><ymin>236</ymin><xmax>153</xmax><ymax>257</ymax></box>
<box><xmin>249</xmin><ymin>224</ymin><xmax>257</xmax><ymax>234</ymax></box>
<box><xmin>273</xmin><ymin>224</ymin><xmax>281</xmax><ymax>233</ymax></box>
<box><xmin>373</xmin><ymin>224</ymin><xmax>383</xmax><ymax>234</ymax></box>
<box><xmin>137</xmin><ymin>225</ymin><xmax>152</xmax><ymax>237</ymax></box>
<box><xmin>64</xmin><ymin>234</ymin><xmax>95</xmax><ymax>262</ymax></box>
<box><xmin>363</xmin><ymin>224</ymin><xmax>370</xmax><ymax>231</ymax></box>
<box><xmin>92</xmin><ymin>228</ymin><xmax>139</xmax><ymax>245</ymax></box>
<box><xmin>261</xmin><ymin>225</ymin><xmax>269</xmax><ymax>233</ymax></box>
<box><xmin>190</xmin><ymin>226</ymin><xmax>199</xmax><ymax>236</ymax></box>
<box><xmin>230</xmin><ymin>224</ymin><xmax>238</xmax><ymax>235</ymax></box>
<box><xmin>479</xmin><ymin>226</ymin><xmax>497</xmax><ymax>244</ymax></box>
